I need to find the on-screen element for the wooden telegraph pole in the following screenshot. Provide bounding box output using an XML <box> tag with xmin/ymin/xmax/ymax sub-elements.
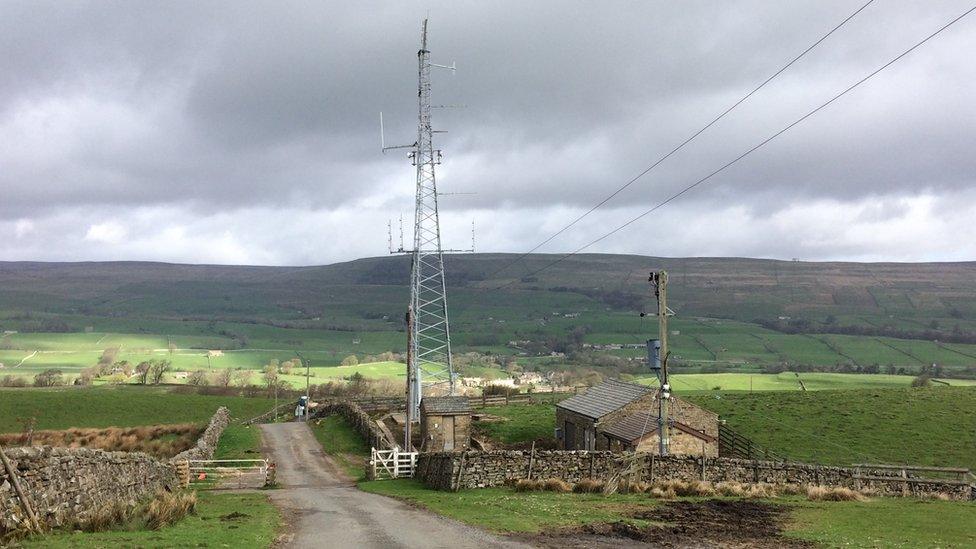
<box><xmin>649</xmin><ymin>270</ymin><xmax>672</xmax><ymax>455</ymax></box>
<box><xmin>404</xmin><ymin>306</ymin><xmax>415</xmax><ymax>450</ymax></box>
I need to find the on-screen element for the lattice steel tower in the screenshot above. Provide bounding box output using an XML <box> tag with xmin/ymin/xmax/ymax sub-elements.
<box><xmin>383</xmin><ymin>19</ymin><xmax>458</xmax><ymax>428</ymax></box>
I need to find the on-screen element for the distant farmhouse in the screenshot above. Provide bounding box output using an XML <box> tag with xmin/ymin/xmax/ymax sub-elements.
<box><xmin>555</xmin><ymin>379</ymin><xmax>718</xmax><ymax>456</ymax></box>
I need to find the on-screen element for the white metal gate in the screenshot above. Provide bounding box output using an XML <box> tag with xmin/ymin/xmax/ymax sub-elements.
<box><xmin>370</xmin><ymin>447</ymin><xmax>418</xmax><ymax>480</ymax></box>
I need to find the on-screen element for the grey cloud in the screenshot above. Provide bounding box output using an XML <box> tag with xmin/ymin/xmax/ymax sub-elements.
<box><xmin>0</xmin><ymin>0</ymin><xmax>973</xmax><ymax>263</ymax></box>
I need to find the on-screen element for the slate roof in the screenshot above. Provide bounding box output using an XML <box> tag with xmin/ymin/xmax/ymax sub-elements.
<box><xmin>601</xmin><ymin>412</ymin><xmax>717</xmax><ymax>444</ymax></box>
<box><xmin>420</xmin><ymin>396</ymin><xmax>471</xmax><ymax>415</ymax></box>
<box><xmin>556</xmin><ymin>378</ymin><xmax>651</xmax><ymax>420</ymax></box>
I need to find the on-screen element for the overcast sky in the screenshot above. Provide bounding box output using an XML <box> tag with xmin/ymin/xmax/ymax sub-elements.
<box><xmin>1</xmin><ymin>0</ymin><xmax>974</xmax><ymax>266</ymax></box>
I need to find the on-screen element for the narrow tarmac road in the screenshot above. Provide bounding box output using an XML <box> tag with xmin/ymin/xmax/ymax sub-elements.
<box><xmin>259</xmin><ymin>422</ymin><xmax>530</xmax><ymax>549</ymax></box>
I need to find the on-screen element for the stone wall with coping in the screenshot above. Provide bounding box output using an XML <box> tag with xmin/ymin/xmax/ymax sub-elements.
<box><xmin>416</xmin><ymin>450</ymin><xmax>974</xmax><ymax>500</ymax></box>
<box><xmin>0</xmin><ymin>446</ymin><xmax>178</xmax><ymax>533</ymax></box>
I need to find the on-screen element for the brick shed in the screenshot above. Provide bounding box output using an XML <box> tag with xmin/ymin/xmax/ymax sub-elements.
<box><xmin>556</xmin><ymin>378</ymin><xmax>718</xmax><ymax>456</ymax></box>
<box><xmin>420</xmin><ymin>396</ymin><xmax>472</xmax><ymax>452</ymax></box>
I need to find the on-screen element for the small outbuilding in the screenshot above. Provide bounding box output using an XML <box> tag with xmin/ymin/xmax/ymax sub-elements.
<box><xmin>420</xmin><ymin>396</ymin><xmax>472</xmax><ymax>452</ymax></box>
<box><xmin>555</xmin><ymin>378</ymin><xmax>718</xmax><ymax>456</ymax></box>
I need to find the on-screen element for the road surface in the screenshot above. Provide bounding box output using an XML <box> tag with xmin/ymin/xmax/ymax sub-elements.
<box><xmin>259</xmin><ymin>422</ymin><xmax>529</xmax><ymax>549</ymax></box>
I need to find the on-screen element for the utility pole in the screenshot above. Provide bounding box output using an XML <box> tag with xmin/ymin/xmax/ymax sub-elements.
<box><xmin>649</xmin><ymin>270</ymin><xmax>673</xmax><ymax>455</ymax></box>
<box><xmin>296</xmin><ymin>351</ymin><xmax>310</xmax><ymax>422</ymax></box>
<box><xmin>382</xmin><ymin>18</ymin><xmax>462</xmax><ymax>424</ymax></box>
<box><xmin>405</xmin><ymin>306</ymin><xmax>416</xmax><ymax>450</ymax></box>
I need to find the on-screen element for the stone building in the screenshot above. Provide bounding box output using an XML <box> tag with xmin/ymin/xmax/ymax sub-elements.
<box><xmin>555</xmin><ymin>378</ymin><xmax>718</xmax><ymax>456</ymax></box>
<box><xmin>420</xmin><ymin>396</ymin><xmax>472</xmax><ymax>451</ymax></box>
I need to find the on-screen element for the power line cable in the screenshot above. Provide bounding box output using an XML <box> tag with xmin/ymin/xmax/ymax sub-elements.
<box><xmin>493</xmin><ymin>4</ymin><xmax>976</xmax><ymax>291</ymax></box>
<box><xmin>487</xmin><ymin>0</ymin><xmax>876</xmax><ymax>280</ymax></box>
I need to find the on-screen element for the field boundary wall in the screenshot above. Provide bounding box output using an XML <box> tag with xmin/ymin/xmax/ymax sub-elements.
<box><xmin>416</xmin><ymin>450</ymin><xmax>974</xmax><ymax>500</ymax></box>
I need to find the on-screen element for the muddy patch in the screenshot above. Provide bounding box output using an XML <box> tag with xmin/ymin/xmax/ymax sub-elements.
<box><xmin>525</xmin><ymin>500</ymin><xmax>811</xmax><ymax>548</ymax></box>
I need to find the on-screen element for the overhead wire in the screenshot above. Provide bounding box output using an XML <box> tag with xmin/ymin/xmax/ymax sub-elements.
<box><xmin>491</xmin><ymin>4</ymin><xmax>976</xmax><ymax>291</ymax></box>
<box><xmin>486</xmin><ymin>0</ymin><xmax>876</xmax><ymax>281</ymax></box>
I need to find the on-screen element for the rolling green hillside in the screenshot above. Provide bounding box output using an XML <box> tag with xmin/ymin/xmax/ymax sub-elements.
<box><xmin>0</xmin><ymin>255</ymin><xmax>974</xmax><ymax>384</ymax></box>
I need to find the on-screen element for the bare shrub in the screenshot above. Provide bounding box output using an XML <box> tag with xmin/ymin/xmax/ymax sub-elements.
<box><xmin>805</xmin><ymin>485</ymin><xmax>867</xmax><ymax>502</ymax></box>
<box><xmin>0</xmin><ymin>375</ymin><xmax>27</xmax><ymax>387</ymax></box>
<box><xmin>145</xmin><ymin>491</ymin><xmax>197</xmax><ymax>530</ymax></box>
<box><xmin>186</xmin><ymin>370</ymin><xmax>209</xmax><ymax>386</ymax></box>
<box><xmin>573</xmin><ymin>479</ymin><xmax>605</xmax><ymax>493</ymax></box>
<box><xmin>33</xmin><ymin>369</ymin><xmax>64</xmax><ymax>387</ymax></box>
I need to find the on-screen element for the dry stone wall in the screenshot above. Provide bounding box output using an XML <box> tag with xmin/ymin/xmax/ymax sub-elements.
<box><xmin>1</xmin><ymin>406</ymin><xmax>231</xmax><ymax>535</ymax></box>
<box><xmin>313</xmin><ymin>400</ymin><xmax>395</xmax><ymax>450</ymax></box>
<box><xmin>0</xmin><ymin>447</ymin><xmax>178</xmax><ymax>533</ymax></box>
<box><xmin>171</xmin><ymin>406</ymin><xmax>230</xmax><ymax>462</ymax></box>
<box><xmin>417</xmin><ymin>450</ymin><xmax>974</xmax><ymax>500</ymax></box>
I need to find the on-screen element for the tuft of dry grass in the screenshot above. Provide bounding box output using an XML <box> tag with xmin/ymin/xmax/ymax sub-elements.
<box><xmin>78</xmin><ymin>501</ymin><xmax>136</xmax><ymax>532</ymax></box>
<box><xmin>145</xmin><ymin>491</ymin><xmax>198</xmax><ymax>530</ymax></box>
<box><xmin>649</xmin><ymin>486</ymin><xmax>677</xmax><ymax>499</ymax></box>
<box><xmin>618</xmin><ymin>481</ymin><xmax>651</xmax><ymax>494</ymax></box>
<box><xmin>573</xmin><ymin>479</ymin><xmax>605</xmax><ymax>493</ymax></box>
<box><xmin>542</xmin><ymin>478</ymin><xmax>572</xmax><ymax>493</ymax></box>
<box><xmin>0</xmin><ymin>424</ymin><xmax>203</xmax><ymax>458</ymax></box>
<box><xmin>514</xmin><ymin>479</ymin><xmax>544</xmax><ymax>492</ymax></box>
<box><xmin>774</xmin><ymin>483</ymin><xmax>808</xmax><ymax>496</ymax></box>
<box><xmin>806</xmin><ymin>485</ymin><xmax>868</xmax><ymax>502</ymax></box>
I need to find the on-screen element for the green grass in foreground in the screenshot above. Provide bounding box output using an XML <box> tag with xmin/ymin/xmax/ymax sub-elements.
<box><xmin>23</xmin><ymin>492</ymin><xmax>279</xmax><ymax>549</ymax></box>
<box><xmin>361</xmin><ymin>479</ymin><xmax>976</xmax><ymax>547</ymax></box>
<box><xmin>359</xmin><ymin>479</ymin><xmax>655</xmax><ymax>532</ymax></box>
<box><xmin>310</xmin><ymin>415</ymin><xmax>369</xmax><ymax>480</ymax></box>
<box><xmin>686</xmin><ymin>386</ymin><xmax>976</xmax><ymax>470</ymax></box>
<box><xmin>787</xmin><ymin>498</ymin><xmax>976</xmax><ymax>548</ymax></box>
<box><xmin>0</xmin><ymin>386</ymin><xmax>275</xmax><ymax>433</ymax></box>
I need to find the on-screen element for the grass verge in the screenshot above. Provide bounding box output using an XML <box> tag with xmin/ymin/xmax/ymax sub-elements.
<box><xmin>359</xmin><ymin>478</ymin><xmax>657</xmax><ymax>532</ymax></box>
<box><xmin>23</xmin><ymin>492</ymin><xmax>279</xmax><ymax>548</ymax></box>
<box><xmin>786</xmin><ymin>498</ymin><xmax>976</xmax><ymax>547</ymax></box>
<box><xmin>214</xmin><ymin>424</ymin><xmax>264</xmax><ymax>460</ymax></box>
<box><xmin>309</xmin><ymin>415</ymin><xmax>369</xmax><ymax>480</ymax></box>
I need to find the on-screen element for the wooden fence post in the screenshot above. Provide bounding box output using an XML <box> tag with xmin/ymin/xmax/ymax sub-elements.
<box><xmin>527</xmin><ymin>441</ymin><xmax>536</xmax><ymax>480</ymax></box>
<box><xmin>0</xmin><ymin>443</ymin><xmax>42</xmax><ymax>533</ymax></box>
<box><xmin>454</xmin><ymin>453</ymin><xmax>467</xmax><ymax>492</ymax></box>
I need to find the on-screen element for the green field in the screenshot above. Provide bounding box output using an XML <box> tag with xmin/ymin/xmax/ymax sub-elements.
<box><xmin>476</xmin><ymin>386</ymin><xmax>976</xmax><ymax>471</ymax></box>
<box><xmin>686</xmin><ymin>386</ymin><xmax>976</xmax><ymax>471</ymax></box>
<box><xmin>0</xmin><ymin>386</ymin><xmax>274</xmax><ymax>433</ymax></box>
<box><xmin>635</xmin><ymin>372</ymin><xmax>976</xmax><ymax>392</ymax></box>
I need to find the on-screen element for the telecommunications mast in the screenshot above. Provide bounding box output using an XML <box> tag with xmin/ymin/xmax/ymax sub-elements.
<box><xmin>382</xmin><ymin>18</ymin><xmax>461</xmax><ymax>447</ymax></box>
